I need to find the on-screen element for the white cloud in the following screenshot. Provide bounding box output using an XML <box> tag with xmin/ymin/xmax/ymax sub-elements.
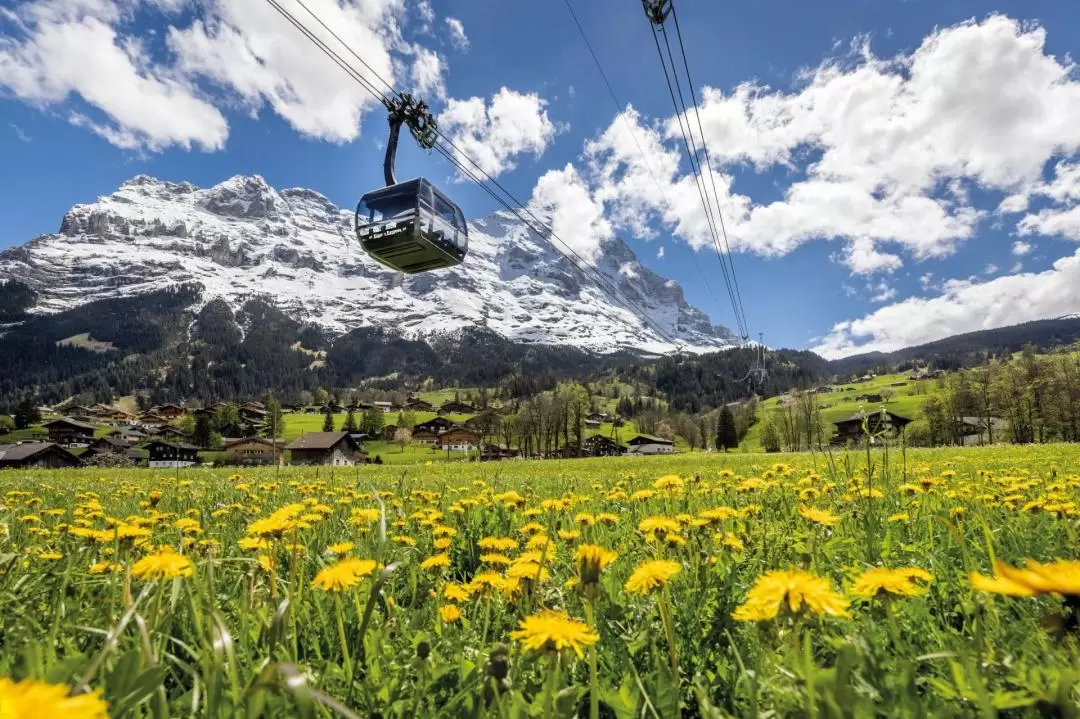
<box><xmin>868</xmin><ymin>280</ymin><xmax>896</xmax><ymax>302</ymax></box>
<box><xmin>415</xmin><ymin>0</ymin><xmax>434</xmax><ymax>33</ymax></box>
<box><xmin>984</xmin><ymin>263</ymin><xmax>998</xmax><ymax>275</ymax></box>
<box><xmin>529</xmin><ymin>164</ymin><xmax>612</xmax><ymax>264</ymax></box>
<box><xmin>409</xmin><ymin>46</ymin><xmax>446</xmax><ymax>101</ymax></box>
<box><xmin>441</xmin><ymin>87</ymin><xmax>560</xmax><ymax>178</ymax></box>
<box><xmin>1012</xmin><ymin>240</ymin><xmax>1033</xmax><ymax>256</ymax></box>
<box><xmin>841</xmin><ymin>237</ymin><xmax>902</xmax><ymax>275</ymax></box>
<box><xmin>657</xmin><ymin>246</ymin><xmax>665</xmax><ymax>259</ymax></box>
<box><xmin>0</xmin><ymin>0</ymin><xmax>228</xmax><ymax>150</ymax></box>
<box><xmin>1016</xmin><ymin>161</ymin><xmax>1080</xmax><ymax>241</ymax></box>
<box><xmin>813</xmin><ymin>249</ymin><xmax>1080</xmax><ymax>358</ymax></box>
<box><xmin>445</xmin><ymin>17</ymin><xmax>468</xmax><ymax>51</ymax></box>
<box><xmin>9</xmin><ymin>123</ymin><xmax>30</xmax><ymax>142</ymax></box>
<box><xmin>169</xmin><ymin>0</ymin><xmax>405</xmax><ymax>145</ymax></box>
<box><xmin>576</xmin><ymin>16</ymin><xmax>1080</xmax><ymax>275</ymax></box>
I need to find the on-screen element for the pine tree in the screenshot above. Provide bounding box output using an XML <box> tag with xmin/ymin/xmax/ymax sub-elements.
<box><xmin>762</xmin><ymin>421</ymin><xmax>782</xmax><ymax>453</ymax></box>
<box><xmin>715</xmin><ymin>405</ymin><xmax>738</xmax><ymax>451</ymax></box>
<box><xmin>193</xmin><ymin>412</ymin><xmax>213</xmax><ymax>448</ymax></box>
<box><xmin>343</xmin><ymin>409</ymin><xmax>358</xmax><ymax>433</ymax></box>
<box><xmin>14</xmin><ymin>397</ymin><xmax>41</xmax><ymax>430</ymax></box>
<box><xmin>322</xmin><ymin>408</ymin><xmax>335</xmax><ymax>432</ymax></box>
<box><xmin>263</xmin><ymin>390</ymin><xmax>284</xmax><ymax>439</ymax></box>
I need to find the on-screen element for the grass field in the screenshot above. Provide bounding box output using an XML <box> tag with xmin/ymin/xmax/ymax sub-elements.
<box><xmin>1</xmin><ymin>443</ymin><xmax>1078</xmax><ymax>715</ymax></box>
<box><xmin>742</xmin><ymin>371</ymin><xmax>941</xmax><ymax>449</ymax></box>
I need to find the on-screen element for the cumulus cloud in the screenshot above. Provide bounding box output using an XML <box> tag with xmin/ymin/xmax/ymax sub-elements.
<box><xmin>529</xmin><ymin>164</ymin><xmax>612</xmax><ymax>264</ymax></box>
<box><xmin>813</xmin><ymin>250</ymin><xmax>1080</xmax><ymax>358</ymax></box>
<box><xmin>1016</xmin><ymin>161</ymin><xmax>1080</xmax><ymax>241</ymax></box>
<box><xmin>0</xmin><ymin>0</ymin><xmax>469</xmax><ymax>150</ymax></box>
<box><xmin>445</xmin><ymin>17</ymin><xmax>468</xmax><ymax>51</ymax></box>
<box><xmin>657</xmin><ymin>246</ymin><xmax>665</xmax><ymax>259</ymax></box>
<box><xmin>409</xmin><ymin>46</ymin><xmax>446</xmax><ymax>101</ymax></box>
<box><xmin>441</xmin><ymin>88</ymin><xmax>560</xmax><ymax>178</ymax></box>
<box><xmin>573</xmin><ymin>15</ymin><xmax>1080</xmax><ymax>276</ymax></box>
<box><xmin>1012</xmin><ymin>240</ymin><xmax>1033</xmax><ymax>256</ymax></box>
<box><xmin>0</xmin><ymin>0</ymin><xmax>228</xmax><ymax>150</ymax></box>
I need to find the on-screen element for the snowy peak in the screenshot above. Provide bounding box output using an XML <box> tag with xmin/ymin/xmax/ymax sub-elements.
<box><xmin>1</xmin><ymin>174</ymin><xmax>737</xmax><ymax>354</ymax></box>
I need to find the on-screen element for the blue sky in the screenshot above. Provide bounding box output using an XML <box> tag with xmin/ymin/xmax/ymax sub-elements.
<box><xmin>2</xmin><ymin>0</ymin><xmax>1080</xmax><ymax>357</ymax></box>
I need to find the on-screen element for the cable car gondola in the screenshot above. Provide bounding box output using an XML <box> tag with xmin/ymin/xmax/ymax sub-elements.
<box><xmin>355</xmin><ymin>94</ymin><xmax>468</xmax><ymax>274</ymax></box>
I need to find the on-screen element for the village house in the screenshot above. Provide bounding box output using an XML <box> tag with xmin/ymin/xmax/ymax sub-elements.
<box><xmin>439</xmin><ymin>427</ymin><xmax>481</xmax><ymax>452</ymax></box>
<box><xmin>224</xmin><ymin>437</ymin><xmax>283</xmax><ymax>465</ymax></box>
<box><xmin>439</xmin><ymin>400</ymin><xmax>476</xmax><ymax>415</ymax></box>
<box><xmin>373</xmin><ymin>401</ymin><xmax>399</xmax><ymax>413</ymax></box>
<box><xmin>480</xmin><ymin>443</ymin><xmax>519</xmax><ymax>461</ymax></box>
<box><xmin>855</xmin><ymin>393</ymin><xmax>884</xmax><ymax>403</ymax></box>
<box><xmin>144</xmin><ymin>440</ymin><xmax>200</xmax><ymax>468</ymax></box>
<box><xmin>106</xmin><ymin>427</ymin><xmax>147</xmax><ymax>444</ymax></box>
<box><xmin>414</xmin><ymin>416</ymin><xmax>453</xmax><ymax>435</ymax></box>
<box><xmin>584</xmin><ymin>419</ymin><xmax>602</xmax><ymax>430</ymax></box>
<box><xmin>148</xmin><ymin>404</ymin><xmax>188</xmax><ymax>420</ymax></box>
<box><xmin>958</xmin><ymin>417</ymin><xmax>1009</xmax><ymax>446</ymax></box>
<box><xmin>583</xmin><ymin>435</ymin><xmax>626</xmax><ymax>457</ymax></box>
<box><xmin>287</xmin><ymin>432</ymin><xmax>366</xmax><ymax>466</ymax></box>
<box><xmin>585</xmin><ymin>411</ymin><xmax>609</xmax><ymax>423</ymax></box>
<box><xmin>411</xmin><ymin>428</ymin><xmax>439</xmax><ymax>445</ymax></box>
<box><xmin>627</xmin><ymin>434</ymin><xmax>675</xmax><ymax>448</ymax></box>
<box><xmin>380</xmin><ymin>424</ymin><xmax>399</xmax><ymax>441</ymax></box>
<box><xmin>84</xmin><ymin>436</ymin><xmax>131</xmax><ymax>456</ymax></box>
<box><xmin>830</xmin><ymin>411</ymin><xmax>913</xmax><ymax>445</ymax></box>
<box><xmin>0</xmin><ymin>442</ymin><xmax>81</xmax><ymax>469</ymax></box>
<box><xmin>43</xmin><ymin>417</ymin><xmax>95</xmax><ymax>447</ymax></box>
<box><xmin>405</xmin><ymin>398</ymin><xmax>433</xmax><ymax>412</ymax></box>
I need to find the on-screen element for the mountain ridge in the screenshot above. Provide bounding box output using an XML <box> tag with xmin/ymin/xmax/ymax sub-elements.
<box><xmin>0</xmin><ymin>173</ymin><xmax>737</xmax><ymax>355</ymax></box>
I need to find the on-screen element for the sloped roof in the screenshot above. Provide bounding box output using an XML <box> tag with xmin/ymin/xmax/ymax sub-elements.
<box><xmin>287</xmin><ymin>432</ymin><xmax>354</xmax><ymax>450</ymax></box>
<box><xmin>0</xmin><ymin>442</ymin><xmax>77</xmax><ymax>463</ymax></box>
<box><xmin>144</xmin><ymin>440</ymin><xmax>200</xmax><ymax>451</ymax></box>
<box><xmin>43</xmin><ymin>417</ymin><xmax>96</xmax><ymax>431</ymax></box>
<box><xmin>224</xmin><ymin>437</ymin><xmax>283</xmax><ymax>449</ymax></box>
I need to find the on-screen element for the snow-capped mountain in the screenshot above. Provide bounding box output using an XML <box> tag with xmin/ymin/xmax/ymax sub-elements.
<box><xmin>0</xmin><ymin>174</ymin><xmax>737</xmax><ymax>354</ymax></box>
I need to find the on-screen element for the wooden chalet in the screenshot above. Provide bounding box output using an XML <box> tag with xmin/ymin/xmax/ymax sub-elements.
<box><xmin>86</xmin><ymin>436</ymin><xmax>131</xmax><ymax>455</ymax></box>
<box><xmin>585</xmin><ymin>411</ymin><xmax>609</xmax><ymax>423</ymax></box>
<box><xmin>480</xmin><ymin>443</ymin><xmax>519</xmax><ymax>461</ymax></box>
<box><xmin>584</xmin><ymin>419</ymin><xmax>601</xmax><ymax>430</ymax></box>
<box><xmin>583</xmin><ymin>435</ymin><xmax>626</xmax><ymax>457</ymax></box>
<box><xmin>380</xmin><ymin>424</ymin><xmax>399</xmax><ymax>441</ymax></box>
<box><xmin>412</xmin><ymin>428</ymin><xmax>439</xmax><ymax>445</ymax></box>
<box><xmin>145</xmin><ymin>440</ymin><xmax>200</xmax><ymax>468</ymax></box>
<box><xmin>286</xmin><ymin>432</ymin><xmax>366</xmax><ymax>466</ymax></box>
<box><xmin>405</xmin><ymin>398</ymin><xmax>433</xmax><ymax>412</ymax></box>
<box><xmin>830</xmin><ymin>411</ymin><xmax>912</xmax><ymax>445</ymax></box>
<box><xmin>373</xmin><ymin>401</ymin><xmax>399</xmax><ymax>413</ymax></box>
<box><xmin>106</xmin><ymin>427</ymin><xmax>147</xmax><ymax>443</ymax></box>
<box><xmin>414</xmin><ymin>416</ymin><xmax>453</xmax><ymax>434</ymax></box>
<box><xmin>0</xmin><ymin>442</ymin><xmax>81</xmax><ymax>469</ymax></box>
<box><xmin>628</xmin><ymin>443</ymin><xmax>677</xmax><ymax>456</ymax></box>
<box><xmin>438</xmin><ymin>427</ymin><xmax>481</xmax><ymax>451</ymax></box>
<box><xmin>855</xmin><ymin>393</ymin><xmax>884</xmax><ymax>403</ymax></box>
<box><xmin>43</xmin><ymin>417</ymin><xmax>95</xmax><ymax>447</ymax></box>
<box><xmin>149</xmin><ymin>404</ymin><xmax>188</xmax><ymax>420</ymax></box>
<box><xmin>439</xmin><ymin>400</ymin><xmax>476</xmax><ymax>415</ymax></box>
<box><xmin>627</xmin><ymin>434</ymin><xmax>674</xmax><ymax>448</ymax></box>
<box><xmin>224</xmin><ymin>437</ymin><xmax>283</xmax><ymax>465</ymax></box>
<box><xmin>153</xmin><ymin>426</ymin><xmax>189</xmax><ymax>441</ymax></box>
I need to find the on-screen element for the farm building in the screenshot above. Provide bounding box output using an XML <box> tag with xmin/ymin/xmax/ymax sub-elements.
<box><xmin>85</xmin><ymin>436</ymin><xmax>131</xmax><ymax>455</ymax></box>
<box><xmin>855</xmin><ymin>393</ymin><xmax>884</xmax><ymax>403</ymax></box>
<box><xmin>583</xmin><ymin>435</ymin><xmax>627</xmax><ymax>457</ymax></box>
<box><xmin>439</xmin><ymin>428</ymin><xmax>481</xmax><ymax>451</ymax></box>
<box><xmin>628</xmin><ymin>443</ymin><xmax>677</xmax><ymax>456</ymax></box>
<box><xmin>958</xmin><ymin>417</ymin><xmax>1009</xmax><ymax>446</ymax></box>
<box><xmin>584</xmin><ymin>419</ymin><xmax>601</xmax><ymax>429</ymax></box>
<box><xmin>414</xmin><ymin>417</ymin><xmax>453</xmax><ymax>434</ymax></box>
<box><xmin>148</xmin><ymin>404</ymin><xmax>188</xmax><ymax>420</ymax></box>
<box><xmin>830</xmin><ymin>411</ymin><xmax>913</xmax><ymax>445</ymax></box>
<box><xmin>43</xmin><ymin>417</ymin><xmax>95</xmax><ymax>447</ymax></box>
<box><xmin>405</xmin><ymin>398</ymin><xmax>434</xmax><ymax>411</ymax></box>
<box><xmin>0</xmin><ymin>443</ymin><xmax>81</xmax><ymax>469</ymax></box>
<box><xmin>287</xmin><ymin>432</ymin><xmax>366</xmax><ymax>466</ymax></box>
<box><xmin>439</xmin><ymin>400</ymin><xmax>476</xmax><ymax>414</ymax></box>
<box><xmin>627</xmin><ymin>435</ymin><xmax>675</xmax><ymax>448</ymax></box>
<box><xmin>412</xmin><ymin>429</ymin><xmax>439</xmax><ymax>445</ymax></box>
<box><xmin>145</xmin><ymin>441</ymin><xmax>199</xmax><ymax>468</ymax></box>
<box><xmin>224</xmin><ymin>438</ymin><xmax>283</xmax><ymax>465</ymax></box>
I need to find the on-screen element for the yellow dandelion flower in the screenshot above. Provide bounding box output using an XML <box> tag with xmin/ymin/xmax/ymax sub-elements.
<box><xmin>38</xmin><ymin>552</ymin><xmax>63</xmax><ymax>561</ymax></box>
<box><xmin>971</xmin><ymin>559</ymin><xmax>1080</xmax><ymax>597</ymax></box>
<box><xmin>131</xmin><ymin>548</ymin><xmax>194</xmax><ymax>581</ymax></box>
<box><xmin>638</xmin><ymin>516</ymin><xmax>680</xmax><ymax>536</ymax></box>
<box><xmin>444</xmin><ymin>582</ymin><xmax>471</xmax><ymax>601</ymax></box>
<box><xmin>392</xmin><ymin>535</ymin><xmax>417</xmax><ymax>547</ymax></box>
<box><xmin>653</xmin><ymin>475</ymin><xmax>684</xmax><ymax>491</ymax></box>
<box><xmin>624</xmin><ymin>560</ymin><xmax>682</xmax><ymax>596</ymax></box>
<box><xmin>850</xmin><ymin>567</ymin><xmax>933</xmax><ymax>599</ymax></box>
<box><xmin>0</xmin><ymin>676</ymin><xmax>109</xmax><ymax>718</ymax></box>
<box><xmin>325</xmin><ymin>542</ymin><xmax>354</xmax><ymax>555</ymax></box>
<box><xmin>477</xmin><ymin>536</ymin><xmax>518</xmax><ymax>552</ymax></box>
<box><xmin>420</xmin><ymin>554</ymin><xmax>452</xmax><ymax>572</ymax></box>
<box><xmin>630</xmin><ymin>489</ymin><xmax>657</xmax><ymax>502</ymax></box>
<box><xmin>597</xmin><ymin>513</ymin><xmax>620</xmax><ymax>525</ymax></box>
<box><xmin>311</xmin><ymin>558</ymin><xmax>377</xmax><ymax>592</ymax></box>
<box><xmin>732</xmin><ymin>570</ymin><xmax>850</xmax><ymax>621</ymax></box>
<box><xmin>440</xmin><ymin>605</ymin><xmax>462</xmax><ymax>623</ymax></box>
<box><xmin>469</xmin><ymin>572</ymin><xmax>506</xmax><ymax>595</ymax></box>
<box><xmin>510</xmin><ymin>610</ymin><xmax>598</xmax><ymax>658</ymax></box>
<box><xmin>480</xmin><ymin>553</ymin><xmax>513</xmax><ymax>566</ymax></box>
<box><xmin>575</xmin><ymin>544</ymin><xmax>617</xmax><ymax>588</ymax></box>
<box><xmin>89</xmin><ymin>561</ymin><xmax>117</xmax><ymax>574</ymax></box>
<box><xmin>887</xmin><ymin>512</ymin><xmax>910</xmax><ymax>523</ymax></box>
<box><xmin>433</xmin><ymin>537</ymin><xmax>452</xmax><ymax>551</ymax></box>
<box><xmin>557</xmin><ymin>529</ymin><xmax>581</xmax><ymax>542</ymax></box>
<box><xmin>799</xmin><ymin>506</ymin><xmax>840</xmax><ymax>527</ymax></box>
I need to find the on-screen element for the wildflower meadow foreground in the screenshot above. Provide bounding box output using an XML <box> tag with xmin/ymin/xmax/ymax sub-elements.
<box><xmin>2</xmin><ymin>445</ymin><xmax>1079</xmax><ymax>717</ymax></box>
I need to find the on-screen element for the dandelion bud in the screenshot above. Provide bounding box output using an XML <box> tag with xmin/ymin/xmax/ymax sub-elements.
<box><xmin>416</xmin><ymin>640</ymin><xmax>431</xmax><ymax>660</ymax></box>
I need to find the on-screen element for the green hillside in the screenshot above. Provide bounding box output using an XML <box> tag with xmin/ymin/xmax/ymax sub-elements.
<box><xmin>742</xmin><ymin>371</ymin><xmax>941</xmax><ymax>449</ymax></box>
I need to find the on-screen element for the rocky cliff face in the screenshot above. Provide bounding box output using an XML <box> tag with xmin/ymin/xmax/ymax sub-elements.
<box><xmin>0</xmin><ymin>174</ymin><xmax>736</xmax><ymax>354</ymax></box>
